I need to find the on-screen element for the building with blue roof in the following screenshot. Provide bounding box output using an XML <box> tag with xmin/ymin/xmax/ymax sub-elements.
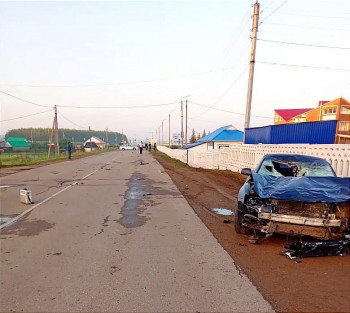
<box><xmin>183</xmin><ymin>125</ymin><xmax>243</xmax><ymax>151</ymax></box>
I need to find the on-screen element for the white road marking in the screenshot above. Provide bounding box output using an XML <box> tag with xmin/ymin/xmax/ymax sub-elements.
<box><xmin>0</xmin><ymin>168</ymin><xmax>100</xmax><ymax>231</ymax></box>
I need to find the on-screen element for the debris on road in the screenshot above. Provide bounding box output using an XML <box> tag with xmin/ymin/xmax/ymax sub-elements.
<box><xmin>283</xmin><ymin>239</ymin><xmax>350</xmax><ymax>259</ymax></box>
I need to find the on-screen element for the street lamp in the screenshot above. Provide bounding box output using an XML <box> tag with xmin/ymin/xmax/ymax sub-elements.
<box><xmin>161</xmin><ymin>118</ymin><xmax>166</xmax><ymax>145</ymax></box>
<box><xmin>168</xmin><ymin>109</ymin><xmax>175</xmax><ymax>147</ymax></box>
<box><xmin>181</xmin><ymin>95</ymin><xmax>191</xmax><ymax>147</ymax></box>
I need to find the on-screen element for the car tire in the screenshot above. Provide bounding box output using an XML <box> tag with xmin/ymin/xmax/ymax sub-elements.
<box><xmin>122</xmin><ymin>148</ymin><xmax>125</xmax><ymax>150</ymax></box>
<box><xmin>235</xmin><ymin>202</ymin><xmax>251</xmax><ymax>235</ymax></box>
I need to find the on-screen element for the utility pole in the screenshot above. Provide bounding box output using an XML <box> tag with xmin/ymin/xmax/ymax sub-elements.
<box><xmin>244</xmin><ymin>0</ymin><xmax>260</xmax><ymax>130</ymax></box>
<box><xmin>54</xmin><ymin>105</ymin><xmax>59</xmax><ymax>156</ymax></box>
<box><xmin>185</xmin><ymin>99</ymin><xmax>188</xmax><ymax>145</ymax></box>
<box><xmin>162</xmin><ymin>121</ymin><xmax>164</xmax><ymax>145</ymax></box>
<box><xmin>106</xmin><ymin>128</ymin><xmax>109</xmax><ymax>147</ymax></box>
<box><xmin>181</xmin><ymin>99</ymin><xmax>184</xmax><ymax>147</ymax></box>
<box><xmin>47</xmin><ymin>121</ymin><xmax>54</xmax><ymax>158</ymax></box>
<box><xmin>168</xmin><ymin>113</ymin><xmax>171</xmax><ymax>147</ymax></box>
<box><xmin>180</xmin><ymin>95</ymin><xmax>190</xmax><ymax>147</ymax></box>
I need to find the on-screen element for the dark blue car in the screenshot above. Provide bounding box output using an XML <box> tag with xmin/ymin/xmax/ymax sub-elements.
<box><xmin>236</xmin><ymin>154</ymin><xmax>350</xmax><ymax>240</ymax></box>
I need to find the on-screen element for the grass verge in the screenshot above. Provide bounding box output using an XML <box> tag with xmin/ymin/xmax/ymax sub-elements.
<box><xmin>151</xmin><ymin>150</ymin><xmax>187</xmax><ymax>168</ymax></box>
<box><xmin>0</xmin><ymin>148</ymin><xmax>116</xmax><ymax>167</ymax></box>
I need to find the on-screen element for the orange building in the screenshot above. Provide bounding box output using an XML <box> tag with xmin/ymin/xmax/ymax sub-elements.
<box><xmin>274</xmin><ymin>97</ymin><xmax>350</xmax><ymax>144</ymax></box>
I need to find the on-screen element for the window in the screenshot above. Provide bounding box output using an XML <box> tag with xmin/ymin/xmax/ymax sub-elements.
<box><xmin>323</xmin><ymin>106</ymin><xmax>337</xmax><ymax>115</ymax></box>
<box><xmin>339</xmin><ymin>122</ymin><xmax>350</xmax><ymax>131</ymax></box>
<box><xmin>275</xmin><ymin>115</ymin><xmax>282</xmax><ymax>122</ymax></box>
<box><xmin>293</xmin><ymin>117</ymin><xmax>306</xmax><ymax>123</ymax></box>
<box><xmin>341</xmin><ymin>106</ymin><xmax>350</xmax><ymax>114</ymax></box>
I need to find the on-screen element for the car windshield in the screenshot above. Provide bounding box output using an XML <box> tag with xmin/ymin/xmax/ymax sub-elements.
<box><xmin>257</xmin><ymin>157</ymin><xmax>335</xmax><ymax>177</ymax></box>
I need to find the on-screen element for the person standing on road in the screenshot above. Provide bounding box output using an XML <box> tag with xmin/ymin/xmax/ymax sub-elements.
<box><xmin>139</xmin><ymin>141</ymin><xmax>144</xmax><ymax>154</ymax></box>
<box><xmin>67</xmin><ymin>141</ymin><xmax>72</xmax><ymax>159</ymax></box>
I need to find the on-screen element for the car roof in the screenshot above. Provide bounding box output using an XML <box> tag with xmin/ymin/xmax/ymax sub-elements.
<box><xmin>262</xmin><ymin>154</ymin><xmax>327</xmax><ymax>162</ymax></box>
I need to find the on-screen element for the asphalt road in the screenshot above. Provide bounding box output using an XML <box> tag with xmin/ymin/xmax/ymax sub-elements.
<box><xmin>0</xmin><ymin>150</ymin><xmax>274</xmax><ymax>312</ymax></box>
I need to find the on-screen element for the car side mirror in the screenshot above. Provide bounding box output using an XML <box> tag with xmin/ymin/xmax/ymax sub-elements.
<box><xmin>241</xmin><ymin>168</ymin><xmax>252</xmax><ymax>176</ymax></box>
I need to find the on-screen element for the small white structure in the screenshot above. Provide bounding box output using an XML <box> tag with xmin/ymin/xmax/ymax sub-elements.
<box><xmin>84</xmin><ymin>136</ymin><xmax>106</xmax><ymax>150</ymax></box>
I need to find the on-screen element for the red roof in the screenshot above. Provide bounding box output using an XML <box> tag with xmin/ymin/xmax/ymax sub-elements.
<box><xmin>274</xmin><ymin>108</ymin><xmax>312</xmax><ymax>121</ymax></box>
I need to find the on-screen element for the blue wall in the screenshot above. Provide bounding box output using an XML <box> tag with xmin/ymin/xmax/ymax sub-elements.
<box><xmin>245</xmin><ymin>120</ymin><xmax>337</xmax><ymax>144</ymax></box>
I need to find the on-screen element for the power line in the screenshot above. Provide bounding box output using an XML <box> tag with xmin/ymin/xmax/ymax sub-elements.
<box><xmin>262</xmin><ymin>22</ymin><xmax>350</xmax><ymax>32</ymax></box>
<box><xmin>222</xmin><ymin>5</ymin><xmax>252</xmax><ymax>60</ymax></box>
<box><xmin>194</xmin><ymin>65</ymin><xmax>249</xmax><ymax>118</ymax></box>
<box><xmin>0</xmin><ymin>89</ymin><xmax>180</xmax><ymax>109</ymax></box>
<box><xmin>57</xmin><ymin>101</ymin><xmax>179</xmax><ymax>109</ymax></box>
<box><xmin>0</xmin><ymin>65</ymin><xmax>248</xmax><ymax>89</ymax></box>
<box><xmin>0</xmin><ymin>109</ymin><xmax>54</xmax><ymax>122</ymax></box>
<box><xmin>257</xmin><ymin>38</ymin><xmax>350</xmax><ymax>50</ymax></box>
<box><xmin>0</xmin><ymin>90</ymin><xmax>53</xmax><ymax>108</ymax></box>
<box><xmin>256</xmin><ymin>61</ymin><xmax>350</xmax><ymax>72</ymax></box>
<box><xmin>58</xmin><ymin>112</ymin><xmax>88</xmax><ymax>129</ymax></box>
<box><xmin>260</xmin><ymin>0</ymin><xmax>289</xmax><ymax>23</ymax></box>
<box><xmin>189</xmin><ymin>100</ymin><xmax>273</xmax><ymax>119</ymax></box>
<box><xmin>262</xmin><ymin>11</ymin><xmax>350</xmax><ymax>20</ymax></box>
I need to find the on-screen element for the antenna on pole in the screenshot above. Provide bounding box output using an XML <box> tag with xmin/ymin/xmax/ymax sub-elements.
<box><xmin>244</xmin><ymin>0</ymin><xmax>260</xmax><ymax>131</ymax></box>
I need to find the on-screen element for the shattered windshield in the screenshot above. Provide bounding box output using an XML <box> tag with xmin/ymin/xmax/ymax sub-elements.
<box><xmin>257</xmin><ymin>157</ymin><xmax>335</xmax><ymax>177</ymax></box>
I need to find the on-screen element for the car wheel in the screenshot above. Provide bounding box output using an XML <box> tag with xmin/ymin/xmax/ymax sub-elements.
<box><xmin>235</xmin><ymin>202</ymin><xmax>251</xmax><ymax>235</ymax></box>
<box><xmin>122</xmin><ymin>148</ymin><xmax>125</xmax><ymax>150</ymax></box>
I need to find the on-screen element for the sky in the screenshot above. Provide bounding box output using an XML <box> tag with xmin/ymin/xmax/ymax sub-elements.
<box><xmin>0</xmin><ymin>0</ymin><xmax>349</xmax><ymax>143</ymax></box>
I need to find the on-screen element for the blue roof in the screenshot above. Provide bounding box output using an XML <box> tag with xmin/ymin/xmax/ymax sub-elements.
<box><xmin>183</xmin><ymin>125</ymin><xmax>243</xmax><ymax>149</ymax></box>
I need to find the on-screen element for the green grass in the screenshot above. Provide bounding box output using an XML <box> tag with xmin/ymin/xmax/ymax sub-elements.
<box><xmin>0</xmin><ymin>148</ymin><xmax>116</xmax><ymax>167</ymax></box>
<box><xmin>152</xmin><ymin>150</ymin><xmax>187</xmax><ymax>167</ymax></box>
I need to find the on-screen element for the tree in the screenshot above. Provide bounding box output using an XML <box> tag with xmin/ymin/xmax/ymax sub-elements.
<box><xmin>202</xmin><ymin>129</ymin><xmax>206</xmax><ymax>137</ymax></box>
<box><xmin>190</xmin><ymin>128</ymin><xmax>196</xmax><ymax>143</ymax></box>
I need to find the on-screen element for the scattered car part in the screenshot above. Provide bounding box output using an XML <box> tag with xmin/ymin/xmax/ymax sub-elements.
<box><xmin>283</xmin><ymin>239</ymin><xmax>350</xmax><ymax>259</ymax></box>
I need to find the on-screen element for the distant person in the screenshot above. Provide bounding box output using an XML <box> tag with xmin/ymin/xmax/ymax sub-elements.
<box><xmin>139</xmin><ymin>141</ymin><xmax>144</xmax><ymax>154</ymax></box>
<box><xmin>148</xmin><ymin>142</ymin><xmax>152</xmax><ymax>151</ymax></box>
<box><xmin>153</xmin><ymin>142</ymin><xmax>157</xmax><ymax>151</ymax></box>
<box><xmin>67</xmin><ymin>141</ymin><xmax>72</xmax><ymax>159</ymax></box>
<box><xmin>145</xmin><ymin>143</ymin><xmax>148</xmax><ymax>150</ymax></box>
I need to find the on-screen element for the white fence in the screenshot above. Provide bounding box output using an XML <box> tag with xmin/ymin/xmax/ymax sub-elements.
<box><xmin>158</xmin><ymin>144</ymin><xmax>350</xmax><ymax>177</ymax></box>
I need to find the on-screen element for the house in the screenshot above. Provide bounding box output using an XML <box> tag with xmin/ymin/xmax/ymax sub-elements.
<box><xmin>6</xmin><ymin>137</ymin><xmax>31</xmax><ymax>151</ymax></box>
<box><xmin>274</xmin><ymin>108</ymin><xmax>313</xmax><ymax>125</ymax></box>
<box><xmin>83</xmin><ymin>136</ymin><xmax>106</xmax><ymax>149</ymax></box>
<box><xmin>183</xmin><ymin>125</ymin><xmax>244</xmax><ymax>151</ymax></box>
<box><xmin>274</xmin><ymin>97</ymin><xmax>350</xmax><ymax>144</ymax></box>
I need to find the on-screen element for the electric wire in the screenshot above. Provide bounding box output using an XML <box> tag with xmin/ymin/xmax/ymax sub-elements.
<box><xmin>257</xmin><ymin>38</ymin><xmax>350</xmax><ymax>50</ymax></box>
<box><xmin>56</xmin><ymin>101</ymin><xmax>180</xmax><ymax>109</ymax></box>
<box><xmin>1</xmin><ymin>65</ymin><xmax>248</xmax><ymax>88</ymax></box>
<box><xmin>193</xmin><ymin>65</ymin><xmax>249</xmax><ymax>118</ymax></box>
<box><xmin>0</xmin><ymin>90</ymin><xmax>54</xmax><ymax>108</ymax></box>
<box><xmin>256</xmin><ymin>61</ymin><xmax>350</xmax><ymax>72</ymax></box>
<box><xmin>222</xmin><ymin>5</ymin><xmax>252</xmax><ymax>60</ymax></box>
<box><xmin>0</xmin><ymin>109</ymin><xmax>54</xmax><ymax>122</ymax></box>
<box><xmin>189</xmin><ymin>100</ymin><xmax>273</xmax><ymax>120</ymax></box>
<box><xmin>260</xmin><ymin>0</ymin><xmax>289</xmax><ymax>23</ymax></box>
<box><xmin>262</xmin><ymin>11</ymin><xmax>350</xmax><ymax>20</ymax></box>
<box><xmin>58</xmin><ymin>111</ymin><xmax>88</xmax><ymax>129</ymax></box>
<box><xmin>262</xmin><ymin>22</ymin><xmax>350</xmax><ymax>32</ymax></box>
<box><xmin>0</xmin><ymin>89</ymin><xmax>180</xmax><ymax>109</ymax></box>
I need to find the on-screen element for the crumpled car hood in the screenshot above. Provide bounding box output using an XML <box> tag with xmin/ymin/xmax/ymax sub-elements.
<box><xmin>252</xmin><ymin>173</ymin><xmax>350</xmax><ymax>203</ymax></box>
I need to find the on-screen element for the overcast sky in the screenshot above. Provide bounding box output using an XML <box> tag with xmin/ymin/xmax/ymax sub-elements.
<box><xmin>1</xmin><ymin>0</ymin><xmax>349</xmax><ymax>142</ymax></box>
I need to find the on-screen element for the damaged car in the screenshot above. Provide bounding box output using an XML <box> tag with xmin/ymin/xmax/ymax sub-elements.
<box><xmin>236</xmin><ymin>154</ymin><xmax>350</xmax><ymax>241</ymax></box>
